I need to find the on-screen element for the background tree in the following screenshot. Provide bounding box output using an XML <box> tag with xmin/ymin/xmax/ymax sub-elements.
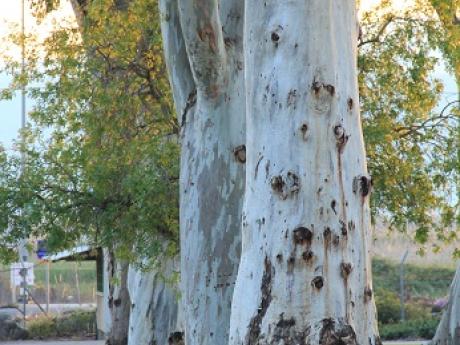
<box><xmin>0</xmin><ymin>1</ymin><xmax>179</xmax><ymax>344</ymax></box>
<box><xmin>359</xmin><ymin>0</ymin><xmax>458</xmax><ymax>248</ymax></box>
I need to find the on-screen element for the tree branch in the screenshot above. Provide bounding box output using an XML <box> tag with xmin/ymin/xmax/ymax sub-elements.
<box><xmin>393</xmin><ymin>100</ymin><xmax>459</xmax><ymax>138</ymax></box>
<box><xmin>177</xmin><ymin>0</ymin><xmax>227</xmax><ymax>99</ymax></box>
<box><xmin>359</xmin><ymin>15</ymin><xmax>395</xmax><ymax>48</ymax></box>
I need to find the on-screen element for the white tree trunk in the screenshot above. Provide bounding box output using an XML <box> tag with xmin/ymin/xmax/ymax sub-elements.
<box><xmin>160</xmin><ymin>1</ymin><xmax>245</xmax><ymax>344</ymax></box>
<box><xmin>432</xmin><ymin>263</ymin><xmax>460</xmax><ymax>345</ymax></box>
<box><xmin>107</xmin><ymin>252</ymin><xmax>130</xmax><ymax>345</ymax></box>
<box><xmin>229</xmin><ymin>2</ymin><xmax>379</xmax><ymax>344</ymax></box>
<box><xmin>127</xmin><ymin>258</ymin><xmax>182</xmax><ymax>345</ymax></box>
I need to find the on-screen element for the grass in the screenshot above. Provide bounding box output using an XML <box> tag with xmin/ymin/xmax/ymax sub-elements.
<box><xmin>0</xmin><ymin>260</ymin><xmax>97</xmax><ymax>305</ymax></box>
<box><xmin>373</xmin><ymin>258</ymin><xmax>454</xmax><ymax>299</ymax></box>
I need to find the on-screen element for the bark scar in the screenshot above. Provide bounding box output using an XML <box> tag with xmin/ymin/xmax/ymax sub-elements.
<box><xmin>246</xmin><ymin>257</ymin><xmax>274</xmax><ymax>345</ymax></box>
<box><xmin>181</xmin><ymin>89</ymin><xmax>197</xmax><ymax>127</ymax></box>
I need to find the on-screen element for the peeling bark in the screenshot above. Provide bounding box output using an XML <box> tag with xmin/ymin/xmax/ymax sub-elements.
<box><xmin>160</xmin><ymin>1</ymin><xmax>245</xmax><ymax>344</ymax></box>
<box><xmin>432</xmin><ymin>264</ymin><xmax>460</xmax><ymax>345</ymax></box>
<box><xmin>127</xmin><ymin>258</ymin><xmax>181</xmax><ymax>345</ymax></box>
<box><xmin>229</xmin><ymin>1</ymin><xmax>379</xmax><ymax>344</ymax></box>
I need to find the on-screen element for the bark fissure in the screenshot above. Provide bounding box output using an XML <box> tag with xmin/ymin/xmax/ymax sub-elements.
<box><xmin>246</xmin><ymin>258</ymin><xmax>274</xmax><ymax>345</ymax></box>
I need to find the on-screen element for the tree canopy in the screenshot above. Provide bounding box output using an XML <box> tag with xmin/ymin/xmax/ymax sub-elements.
<box><xmin>0</xmin><ymin>0</ymin><xmax>179</xmax><ymax>267</ymax></box>
<box><xmin>0</xmin><ymin>0</ymin><xmax>458</xmax><ymax>263</ymax></box>
<box><xmin>359</xmin><ymin>0</ymin><xmax>459</xmax><ymax>249</ymax></box>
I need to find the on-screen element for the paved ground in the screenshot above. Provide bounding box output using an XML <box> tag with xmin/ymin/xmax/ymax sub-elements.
<box><xmin>1</xmin><ymin>341</ymin><xmax>104</xmax><ymax>345</ymax></box>
<box><xmin>0</xmin><ymin>341</ymin><xmax>428</xmax><ymax>345</ymax></box>
<box><xmin>384</xmin><ymin>342</ymin><xmax>429</xmax><ymax>345</ymax></box>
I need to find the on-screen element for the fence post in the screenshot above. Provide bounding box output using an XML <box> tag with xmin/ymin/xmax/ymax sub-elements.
<box><xmin>46</xmin><ymin>261</ymin><xmax>50</xmax><ymax>313</ymax></box>
<box><xmin>75</xmin><ymin>262</ymin><xmax>81</xmax><ymax>305</ymax></box>
<box><xmin>400</xmin><ymin>249</ymin><xmax>409</xmax><ymax>321</ymax></box>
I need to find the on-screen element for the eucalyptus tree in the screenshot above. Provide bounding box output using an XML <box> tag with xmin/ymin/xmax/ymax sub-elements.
<box><xmin>159</xmin><ymin>0</ymin><xmax>245</xmax><ymax>343</ymax></box>
<box><xmin>432</xmin><ymin>264</ymin><xmax>460</xmax><ymax>345</ymax></box>
<box><xmin>0</xmin><ymin>0</ymin><xmax>458</xmax><ymax>344</ymax></box>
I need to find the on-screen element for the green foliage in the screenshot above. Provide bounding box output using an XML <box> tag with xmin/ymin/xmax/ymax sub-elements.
<box><xmin>27</xmin><ymin>317</ymin><xmax>57</xmax><ymax>339</ymax></box>
<box><xmin>375</xmin><ymin>289</ymin><xmax>402</xmax><ymax>324</ymax></box>
<box><xmin>373</xmin><ymin>258</ymin><xmax>455</xmax><ymax>298</ymax></box>
<box><xmin>429</xmin><ymin>0</ymin><xmax>460</xmax><ymax>86</ymax></box>
<box><xmin>27</xmin><ymin>310</ymin><xmax>96</xmax><ymax>339</ymax></box>
<box><xmin>373</xmin><ymin>259</ymin><xmax>451</xmax><ymax>339</ymax></box>
<box><xmin>359</xmin><ymin>1</ymin><xmax>459</xmax><ymax>246</ymax></box>
<box><xmin>0</xmin><ymin>0</ymin><xmax>179</xmax><ymax>268</ymax></box>
<box><xmin>55</xmin><ymin>310</ymin><xmax>97</xmax><ymax>337</ymax></box>
<box><xmin>375</xmin><ymin>288</ymin><xmax>432</xmax><ymax>324</ymax></box>
<box><xmin>379</xmin><ymin>318</ymin><xmax>440</xmax><ymax>340</ymax></box>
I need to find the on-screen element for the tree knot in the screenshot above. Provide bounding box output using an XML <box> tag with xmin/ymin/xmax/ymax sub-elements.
<box><xmin>353</xmin><ymin>175</ymin><xmax>372</xmax><ymax>197</ymax></box>
<box><xmin>293</xmin><ymin>227</ymin><xmax>313</xmax><ymax>245</ymax></box>
<box><xmin>319</xmin><ymin>318</ymin><xmax>357</xmax><ymax>345</ymax></box>
<box><xmin>340</xmin><ymin>262</ymin><xmax>353</xmax><ymax>278</ymax></box>
<box><xmin>312</xmin><ymin>276</ymin><xmax>324</xmax><ymax>289</ymax></box>
<box><xmin>270</xmin><ymin>171</ymin><xmax>300</xmax><ymax>199</ymax></box>
<box><xmin>233</xmin><ymin>145</ymin><xmax>246</xmax><ymax>163</ymax></box>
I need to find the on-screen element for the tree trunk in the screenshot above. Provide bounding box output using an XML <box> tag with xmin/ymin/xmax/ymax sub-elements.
<box><xmin>107</xmin><ymin>251</ymin><xmax>130</xmax><ymax>345</ymax></box>
<box><xmin>432</xmin><ymin>264</ymin><xmax>460</xmax><ymax>345</ymax></box>
<box><xmin>229</xmin><ymin>2</ymin><xmax>379</xmax><ymax>344</ymax></box>
<box><xmin>159</xmin><ymin>1</ymin><xmax>245</xmax><ymax>344</ymax></box>
<box><xmin>127</xmin><ymin>258</ymin><xmax>182</xmax><ymax>345</ymax></box>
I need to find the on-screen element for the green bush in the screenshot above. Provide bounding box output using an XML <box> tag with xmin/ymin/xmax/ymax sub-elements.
<box><xmin>375</xmin><ymin>289</ymin><xmax>401</xmax><ymax>324</ymax></box>
<box><xmin>380</xmin><ymin>318</ymin><xmax>440</xmax><ymax>340</ymax></box>
<box><xmin>56</xmin><ymin>310</ymin><xmax>96</xmax><ymax>337</ymax></box>
<box><xmin>375</xmin><ymin>288</ymin><xmax>431</xmax><ymax>324</ymax></box>
<box><xmin>27</xmin><ymin>317</ymin><xmax>57</xmax><ymax>339</ymax></box>
<box><xmin>27</xmin><ymin>310</ymin><xmax>96</xmax><ymax>340</ymax></box>
<box><xmin>373</xmin><ymin>258</ymin><xmax>454</xmax><ymax>298</ymax></box>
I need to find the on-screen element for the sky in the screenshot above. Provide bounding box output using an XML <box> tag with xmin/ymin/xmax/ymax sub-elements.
<box><xmin>0</xmin><ymin>0</ymin><xmax>75</xmax><ymax>150</ymax></box>
<box><xmin>0</xmin><ymin>0</ymin><xmax>458</xmax><ymax>150</ymax></box>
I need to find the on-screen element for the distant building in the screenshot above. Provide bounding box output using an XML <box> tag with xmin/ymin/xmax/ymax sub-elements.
<box><xmin>44</xmin><ymin>245</ymin><xmax>111</xmax><ymax>339</ymax></box>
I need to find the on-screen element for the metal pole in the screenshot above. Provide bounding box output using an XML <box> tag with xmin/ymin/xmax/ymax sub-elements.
<box><xmin>75</xmin><ymin>262</ymin><xmax>81</xmax><ymax>305</ymax></box>
<box><xmin>19</xmin><ymin>0</ymin><xmax>27</xmax><ymax>328</ymax></box>
<box><xmin>11</xmin><ymin>266</ymin><xmax>16</xmax><ymax>304</ymax></box>
<box><xmin>46</xmin><ymin>261</ymin><xmax>50</xmax><ymax>313</ymax></box>
<box><xmin>21</xmin><ymin>0</ymin><xmax>26</xmax><ymax>131</ymax></box>
<box><xmin>400</xmin><ymin>249</ymin><xmax>409</xmax><ymax>322</ymax></box>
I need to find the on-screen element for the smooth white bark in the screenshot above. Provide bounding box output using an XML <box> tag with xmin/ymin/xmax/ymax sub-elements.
<box><xmin>432</xmin><ymin>263</ymin><xmax>460</xmax><ymax>345</ymax></box>
<box><xmin>160</xmin><ymin>1</ymin><xmax>245</xmax><ymax>344</ymax></box>
<box><xmin>127</xmin><ymin>258</ymin><xmax>182</xmax><ymax>345</ymax></box>
<box><xmin>103</xmin><ymin>249</ymin><xmax>113</xmax><ymax>338</ymax></box>
<box><xmin>229</xmin><ymin>1</ymin><xmax>379</xmax><ymax>344</ymax></box>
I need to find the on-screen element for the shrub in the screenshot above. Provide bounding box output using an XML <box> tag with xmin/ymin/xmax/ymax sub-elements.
<box><xmin>375</xmin><ymin>289</ymin><xmax>401</xmax><ymax>324</ymax></box>
<box><xmin>375</xmin><ymin>287</ymin><xmax>433</xmax><ymax>324</ymax></box>
<box><xmin>379</xmin><ymin>318</ymin><xmax>440</xmax><ymax>340</ymax></box>
<box><xmin>373</xmin><ymin>258</ymin><xmax>454</xmax><ymax>298</ymax></box>
<box><xmin>56</xmin><ymin>310</ymin><xmax>96</xmax><ymax>337</ymax></box>
<box><xmin>27</xmin><ymin>317</ymin><xmax>57</xmax><ymax>339</ymax></box>
<box><xmin>27</xmin><ymin>310</ymin><xmax>96</xmax><ymax>340</ymax></box>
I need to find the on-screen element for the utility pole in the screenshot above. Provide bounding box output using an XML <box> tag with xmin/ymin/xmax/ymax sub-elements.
<box><xmin>400</xmin><ymin>249</ymin><xmax>409</xmax><ymax>322</ymax></box>
<box><xmin>18</xmin><ymin>0</ymin><xmax>28</xmax><ymax>328</ymax></box>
